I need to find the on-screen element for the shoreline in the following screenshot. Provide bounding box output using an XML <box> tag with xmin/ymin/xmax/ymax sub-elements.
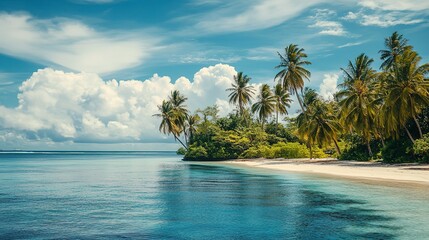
<box><xmin>210</xmin><ymin>158</ymin><xmax>429</xmax><ymax>187</ymax></box>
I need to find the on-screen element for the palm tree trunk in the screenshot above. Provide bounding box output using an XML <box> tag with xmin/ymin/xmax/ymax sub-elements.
<box><xmin>376</xmin><ymin>130</ymin><xmax>386</xmax><ymax>147</ymax></box>
<box><xmin>333</xmin><ymin>139</ymin><xmax>341</xmax><ymax>155</ymax></box>
<box><xmin>275</xmin><ymin>110</ymin><xmax>279</xmax><ymax>135</ymax></box>
<box><xmin>174</xmin><ymin>134</ymin><xmax>188</xmax><ymax>150</ymax></box>
<box><xmin>366</xmin><ymin>139</ymin><xmax>373</xmax><ymax>157</ymax></box>
<box><xmin>413</xmin><ymin>115</ymin><xmax>423</xmax><ymax>138</ymax></box>
<box><xmin>184</xmin><ymin>131</ymin><xmax>188</xmax><ymax>146</ymax></box>
<box><xmin>404</xmin><ymin>127</ymin><xmax>415</xmax><ymax>143</ymax></box>
<box><xmin>308</xmin><ymin>143</ymin><xmax>313</xmax><ymax>159</ymax></box>
<box><xmin>293</xmin><ymin>85</ymin><xmax>305</xmax><ymax>113</ymax></box>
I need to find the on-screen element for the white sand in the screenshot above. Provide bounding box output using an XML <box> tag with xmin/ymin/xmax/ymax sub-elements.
<box><xmin>221</xmin><ymin>158</ymin><xmax>429</xmax><ymax>186</ymax></box>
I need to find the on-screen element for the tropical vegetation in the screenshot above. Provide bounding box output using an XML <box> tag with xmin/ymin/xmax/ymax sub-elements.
<box><xmin>155</xmin><ymin>32</ymin><xmax>429</xmax><ymax>163</ymax></box>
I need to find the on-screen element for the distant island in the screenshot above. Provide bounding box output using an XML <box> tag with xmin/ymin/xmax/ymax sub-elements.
<box><xmin>154</xmin><ymin>32</ymin><xmax>429</xmax><ymax>164</ymax></box>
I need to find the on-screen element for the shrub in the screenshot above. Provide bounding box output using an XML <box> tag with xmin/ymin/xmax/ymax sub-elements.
<box><xmin>339</xmin><ymin>144</ymin><xmax>372</xmax><ymax>161</ymax></box>
<box><xmin>240</xmin><ymin>145</ymin><xmax>273</xmax><ymax>159</ymax></box>
<box><xmin>176</xmin><ymin>147</ymin><xmax>187</xmax><ymax>155</ymax></box>
<box><xmin>184</xmin><ymin>146</ymin><xmax>208</xmax><ymax>161</ymax></box>
<box><xmin>272</xmin><ymin>142</ymin><xmax>310</xmax><ymax>158</ymax></box>
<box><xmin>413</xmin><ymin>134</ymin><xmax>429</xmax><ymax>163</ymax></box>
<box><xmin>312</xmin><ymin>147</ymin><xmax>329</xmax><ymax>158</ymax></box>
<box><xmin>382</xmin><ymin>139</ymin><xmax>415</xmax><ymax>163</ymax></box>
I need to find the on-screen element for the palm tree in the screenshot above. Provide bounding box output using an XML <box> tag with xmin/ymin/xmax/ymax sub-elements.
<box><xmin>337</xmin><ymin>54</ymin><xmax>377</xmax><ymax>156</ymax></box>
<box><xmin>251</xmin><ymin>84</ymin><xmax>276</xmax><ymax>129</ymax></box>
<box><xmin>273</xmin><ymin>84</ymin><xmax>292</xmax><ymax>133</ymax></box>
<box><xmin>153</xmin><ymin>100</ymin><xmax>188</xmax><ymax>149</ymax></box>
<box><xmin>383</xmin><ymin>49</ymin><xmax>429</xmax><ymax>141</ymax></box>
<box><xmin>297</xmin><ymin>98</ymin><xmax>342</xmax><ymax>156</ymax></box>
<box><xmin>168</xmin><ymin>90</ymin><xmax>189</xmax><ymax>131</ymax></box>
<box><xmin>185</xmin><ymin>114</ymin><xmax>200</xmax><ymax>145</ymax></box>
<box><xmin>379</xmin><ymin>31</ymin><xmax>409</xmax><ymax>70</ymax></box>
<box><xmin>275</xmin><ymin>44</ymin><xmax>311</xmax><ymax>113</ymax></box>
<box><xmin>226</xmin><ymin>72</ymin><xmax>255</xmax><ymax>116</ymax></box>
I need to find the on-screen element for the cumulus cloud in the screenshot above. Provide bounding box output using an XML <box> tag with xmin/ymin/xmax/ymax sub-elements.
<box><xmin>0</xmin><ymin>64</ymin><xmax>238</xmax><ymax>143</ymax></box>
<box><xmin>0</xmin><ymin>13</ymin><xmax>159</xmax><ymax>74</ymax></box>
<box><xmin>310</xmin><ymin>20</ymin><xmax>347</xmax><ymax>36</ymax></box>
<box><xmin>309</xmin><ymin>9</ymin><xmax>347</xmax><ymax>36</ymax></box>
<box><xmin>319</xmin><ymin>73</ymin><xmax>338</xmax><ymax>100</ymax></box>
<box><xmin>193</xmin><ymin>0</ymin><xmax>326</xmax><ymax>33</ymax></box>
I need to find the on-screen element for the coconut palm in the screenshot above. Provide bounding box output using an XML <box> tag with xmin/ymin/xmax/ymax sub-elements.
<box><xmin>379</xmin><ymin>31</ymin><xmax>409</xmax><ymax>71</ymax></box>
<box><xmin>337</xmin><ymin>54</ymin><xmax>377</xmax><ymax>156</ymax></box>
<box><xmin>297</xmin><ymin>98</ymin><xmax>342</xmax><ymax>155</ymax></box>
<box><xmin>383</xmin><ymin>49</ymin><xmax>429</xmax><ymax>141</ymax></box>
<box><xmin>153</xmin><ymin>100</ymin><xmax>188</xmax><ymax>149</ymax></box>
<box><xmin>185</xmin><ymin>114</ymin><xmax>200</xmax><ymax>145</ymax></box>
<box><xmin>251</xmin><ymin>84</ymin><xmax>276</xmax><ymax>129</ymax></box>
<box><xmin>226</xmin><ymin>72</ymin><xmax>255</xmax><ymax>116</ymax></box>
<box><xmin>275</xmin><ymin>44</ymin><xmax>311</xmax><ymax>113</ymax></box>
<box><xmin>273</xmin><ymin>84</ymin><xmax>292</xmax><ymax>132</ymax></box>
<box><xmin>168</xmin><ymin>90</ymin><xmax>189</xmax><ymax>131</ymax></box>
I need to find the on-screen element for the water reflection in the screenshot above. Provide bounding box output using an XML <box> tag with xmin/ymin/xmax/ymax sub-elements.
<box><xmin>154</xmin><ymin>163</ymin><xmax>399</xmax><ymax>239</ymax></box>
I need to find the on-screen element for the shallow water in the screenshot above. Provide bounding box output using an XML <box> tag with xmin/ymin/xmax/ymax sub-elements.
<box><xmin>0</xmin><ymin>152</ymin><xmax>428</xmax><ymax>239</ymax></box>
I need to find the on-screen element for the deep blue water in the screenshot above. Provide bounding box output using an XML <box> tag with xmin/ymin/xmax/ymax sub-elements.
<box><xmin>0</xmin><ymin>151</ymin><xmax>428</xmax><ymax>239</ymax></box>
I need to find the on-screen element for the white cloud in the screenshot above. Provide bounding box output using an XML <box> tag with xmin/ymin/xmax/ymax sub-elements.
<box><xmin>0</xmin><ymin>64</ymin><xmax>239</xmax><ymax>143</ymax></box>
<box><xmin>360</xmin><ymin>13</ymin><xmax>424</xmax><ymax>27</ymax></box>
<box><xmin>319</xmin><ymin>73</ymin><xmax>338</xmax><ymax>100</ymax></box>
<box><xmin>309</xmin><ymin>8</ymin><xmax>347</xmax><ymax>36</ymax></box>
<box><xmin>0</xmin><ymin>13</ymin><xmax>159</xmax><ymax>74</ymax></box>
<box><xmin>343</xmin><ymin>11</ymin><xmax>424</xmax><ymax>27</ymax></box>
<box><xmin>193</xmin><ymin>0</ymin><xmax>326</xmax><ymax>33</ymax></box>
<box><xmin>310</xmin><ymin>20</ymin><xmax>347</xmax><ymax>36</ymax></box>
<box><xmin>337</xmin><ymin>41</ymin><xmax>366</xmax><ymax>48</ymax></box>
<box><xmin>358</xmin><ymin>0</ymin><xmax>429</xmax><ymax>11</ymax></box>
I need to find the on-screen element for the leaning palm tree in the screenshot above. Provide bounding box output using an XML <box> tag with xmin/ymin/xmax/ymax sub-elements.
<box><xmin>383</xmin><ymin>49</ymin><xmax>429</xmax><ymax>141</ymax></box>
<box><xmin>275</xmin><ymin>44</ymin><xmax>311</xmax><ymax>113</ymax></box>
<box><xmin>273</xmin><ymin>84</ymin><xmax>292</xmax><ymax>133</ymax></box>
<box><xmin>337</xmin><ymin>54</ymin><xmax>377</xmax><ymax>156</ymax></box>
<box><xmin>226</xmin><ymin>72</ymin><xmax>255</xmax><ymax>116</ymax></box>
<box><xmin>251</xmin><ymin>84</ymin><xmax>276</xmax><ymax>129</ymax></box>
<box><xmin>379</xmin><ymin>31</ymin><xmax>409</xmax><ymax>71</ymax></box>
<box><xmin>153</xmin><ymin>100</ymin><xmax>188</xmax><ymax>149</ymax></box>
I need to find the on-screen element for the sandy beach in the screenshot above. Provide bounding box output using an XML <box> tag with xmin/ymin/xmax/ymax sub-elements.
<box><xmin>220</xmin><ymin>158</ymin><xmax>429</xmax><ymax>186</ymax></box>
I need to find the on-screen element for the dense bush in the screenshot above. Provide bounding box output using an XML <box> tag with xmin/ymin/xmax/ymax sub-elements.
<box><xmin>184</xmin><ymin>145</ymin><xmax>208</xmax><ymax>160</ymax></box>
<box><xmin>381</xmin><ymin>138</ymin><xmax>415</xmax><ymax>163</ymax></box>
<box><xmin>339</xmin><ymin>144</ymin><xmax>372</xmax><ymax>161</ymax></box>
<box><xmin>240</xmin><ymin>142</ymin><xmax>311</xmax><ymax>159</ymax></box>
<box><xmin>176</xmin><ymin>147</ymin><xmax>187</xmax><ymax>155</ymax></box>
<box><xmin>413</xmin><ymin>133</ymin><xmax>429</xmax><ymax>163</ymax></box>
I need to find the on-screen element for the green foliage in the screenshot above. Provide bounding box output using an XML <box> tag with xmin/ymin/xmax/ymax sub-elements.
<box><xmin>413</xmin><ymin>133</ymin><xmax>429</xmax><ymax>163</ymax></box>
<box><xmin>339</xmin><ymin>145</ymin><xmax>372</xmax><ymax>161</ymax></box>
<box><xmin>176</xmin><ymin>147</ymin><xmax>187</xmax><ymax>155</ymax></box>
<box><xmin>240</xmin><ymin>142</ymin><xmax>310</xmax><ymax>159</ymax></box>
<box><xmin>311</xmin><ymin>147</ymin><xmax>329</xmax><ymax>158</ymax></box>
<box><xmin>184</xmin><ymin>145</ymin><xmax>208</xmax><ymax>161</ymax></box>
<box><xmin>265</xmin><ymin>121</ymin><xmax>299</xmax><ymax>142</ymax></box>
<box><xmin>339</xmin><ymin>134</ymin><xmax>381</xmax><ymax>161</ymax></box>
<box><xmin>381</xmin><ymin>139</ymin><xmax>415</xmax><ymax>163</ymax></box>
<box><xmin>154</xmin><ymin>34</ymin><xmax>429</xmax><ymax>163</ymax></box>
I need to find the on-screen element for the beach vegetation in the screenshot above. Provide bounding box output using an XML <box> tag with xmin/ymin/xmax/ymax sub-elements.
<box><xmin>154</xmin><ymin>32</ymin><xmax>428</xmax><ymax>163</ymax></box>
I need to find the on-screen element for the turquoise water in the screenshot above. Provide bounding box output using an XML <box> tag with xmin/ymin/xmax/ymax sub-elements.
<box><xmin>0</xmin><ymin>152</ymin><xmax>428</xmax><ymax>239</ymax></box>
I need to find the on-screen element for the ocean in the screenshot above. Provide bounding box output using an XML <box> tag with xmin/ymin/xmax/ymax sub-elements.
<box><xmin>0</xmin><ymin>151</ymin><xmax>428</xmax><ymax>239</ymax></box>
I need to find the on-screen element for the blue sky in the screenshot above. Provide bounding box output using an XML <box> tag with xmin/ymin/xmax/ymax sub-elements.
<box><xmin>0</xmin><ymin>0</ymin><xmax>428</xmax><ymax>150</ymax></box>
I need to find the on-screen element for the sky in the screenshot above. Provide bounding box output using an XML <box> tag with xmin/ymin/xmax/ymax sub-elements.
<box><xmin>0</xmin><ymin>0</ymin><xmax>428</xmax><ymax>150</ymax></box>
